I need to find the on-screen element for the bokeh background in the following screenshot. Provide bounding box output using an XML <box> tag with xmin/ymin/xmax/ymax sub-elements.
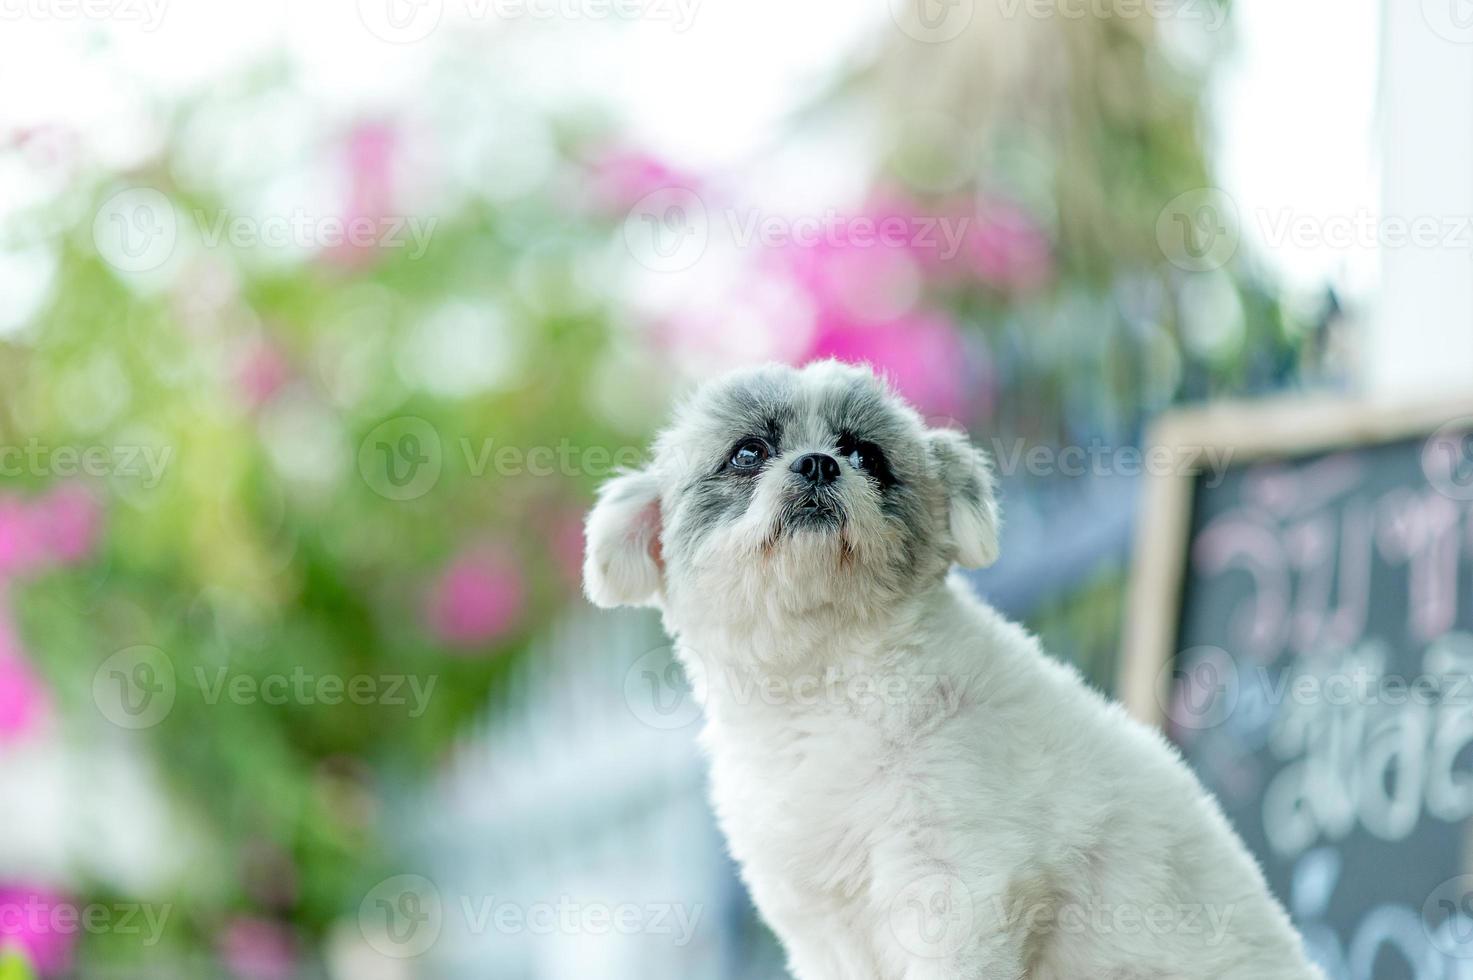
<box><xmin>0</xmin><ymin>0</ymin><xmax>1452</xmax><ymax>976</ymax></box>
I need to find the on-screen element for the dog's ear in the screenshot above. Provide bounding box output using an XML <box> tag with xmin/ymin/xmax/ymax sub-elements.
<box><xmin>927</xmin><ymin>428</ymin><xmax>1001</xmax><ymax>569</ymax></box>
<box><xmin>583</xmin><ymin>468</ymin><xmax>664</xmax><ymax>608</ymax></box>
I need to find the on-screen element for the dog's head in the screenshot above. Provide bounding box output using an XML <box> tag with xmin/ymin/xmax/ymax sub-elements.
<box><xmin>583</xmin><ymin>360</ymin><xmax>999</xmax><ymax>631</ymax></box>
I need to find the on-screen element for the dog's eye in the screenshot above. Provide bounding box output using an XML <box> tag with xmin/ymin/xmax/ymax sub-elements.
<box><xmin>837</xmin><ymin>436</ymin><xmax>878</xmax><ymax>472</ymax></box>
<box><xmin>837</xmin><ymin>435</ymin><xmax>894</xmax><ymax>485</ymax></box>
<box><xmin>728</xmin><ymin>439</ymin><xmax>770</xmax><ymax>472</ymax></box>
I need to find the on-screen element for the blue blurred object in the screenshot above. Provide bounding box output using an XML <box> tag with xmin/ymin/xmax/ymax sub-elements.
<box><xmin>967</xmin><ymin>471</ymin><xmax>1141</xmax><ymax>620</ymax></box>
<box><xmin>401</xmin><ymin>611</ymin><xmax>785</xmax><ymax>979</ymax></box>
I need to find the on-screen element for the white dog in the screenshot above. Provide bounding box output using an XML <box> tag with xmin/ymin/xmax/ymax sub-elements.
<box><xmin>584</xmin><ymin>360</ymin><xmax>1322</xmax><ymax>980</ymax></box>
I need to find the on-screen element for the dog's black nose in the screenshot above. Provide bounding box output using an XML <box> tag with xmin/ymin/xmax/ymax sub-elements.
<box><xmin>791</xmin><ymin>453</ymin><xmax>840</xmax><ymax>486</ymax></box>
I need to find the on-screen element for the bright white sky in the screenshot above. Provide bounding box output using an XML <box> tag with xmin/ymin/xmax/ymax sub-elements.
<box><xmin>0</xmin><ymin>0</ymin><xmax>1382</xmax><ymax>301</ymax></box>
<box><xmin>0</xmin><ymin>0</ymin><xmax>877</xmax><ymax>170</ymax></box>
<box><xmin>1212</xmin><ymin>0</ymin><xmax>1382</xmax><ymax>305</ymax></box>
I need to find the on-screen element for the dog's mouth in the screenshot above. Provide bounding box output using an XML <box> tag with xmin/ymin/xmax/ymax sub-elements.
<box><xmin>777</xmin><ymin>490</ymin><xmax>844</xmax><ymax>533</ymax></box>
<box><xmin>760</xmin><ymin>491</ymin><xmax>856</xmax><ymax>565</ymax></box>
<box><xmin>786</xmin><ymin>504</ymin><xmax>842</xmax><ymax>531</ymax></box>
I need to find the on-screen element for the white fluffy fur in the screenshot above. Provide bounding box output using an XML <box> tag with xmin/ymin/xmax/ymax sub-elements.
<box><xmin>583</xmin><ymin>468</ymin><xmax>663</xmax><ymax>608</ymax></box>
<box><xmin>584</xmin><ymin>362</ymin><xmax>1322</xmax><ymax>980</ymax></box>
<box><xmin>928</xmin><ymin>428</ymin><xmax>1001</xmax><ymax>569</ymax></box>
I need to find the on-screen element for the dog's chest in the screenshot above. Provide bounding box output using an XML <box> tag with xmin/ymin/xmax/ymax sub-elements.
<box><xmin>704</xmin><ymin>707</ymin><xmax>906</xmax><ymax>907</ymax></box>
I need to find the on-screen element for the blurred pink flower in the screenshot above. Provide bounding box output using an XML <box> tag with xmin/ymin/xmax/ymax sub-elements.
<box><xmin>749</xmin><ymin>200</ymin><xmax>974</xmax><ymax>418</ymax></box>
<box><xmin>347</xmin><ymin>122</ymin><xmax>397</xmax><ymax>216</ymax></box>
<box><xmin>0</xmin><ymin>486</ymin><xmax>99</xmax><ymax>744</ymax></box>
<box><xmin>0</xmin><ymin>623</ymin><xmax>50</xmax><ymax>744</ymax></box>
<box><xmin>586</xmin><ymin>148</ymin><xmax>701</xmax><ymax>212</ymax></box>
<box><xmin>0</xmin><ymin>486</ymin><xmax>101</xmax><ymax>577</ymax></box>
<box><xmin>425</xmin><ymin>548</ymin><xmax>526</xmax><ymax>649</ymax></box>
<box><xmin>656</xmin><ymin>275</ymin><xmax>817</xmax><ymax>377</ymax></box>
<box><xmin>920</xmin><ymin>195</ymin><xmax>1053</xmax><ymax>294</ymax></box>
<box><xmin>219</xmin><ymin>917</ymin><xmax>296</xmax><ymax>980</ymax></box>
<box><xmin>235</xmin><ymin>341</ymin><xmax>291</xmax><ymax>410</ymax></box>
<box><xmin>0</xmin><ymin>500</ymin><xmax>45</xmax><ymax>579</ymax></box>
<box><xmin>36</xmin><ymin>486</ymin><xmax>100</xmax><ymax>566</ymax></box>
<box><xmin>805</xmin><ymin>312</ymin><xmax>972</xmax><ymax>421</ymax></box>
<box><xmin>968</xmin><ymin>198</ymin><xmax>1052</xmax><ymax>293</ymax></box>
<box><xmin>0</xmin><ymin>887</ymin><xmax>75</xmax><ymax>976</ymax></box>
<box><xmin>780</xmin><ymin>236</ymin><xmax>921</xmax><ymax>327</ymax></box>
<box><xmin>327</xmin><ymin>121</ymin><xmax>399</xmax><ymax>267</ymax></box>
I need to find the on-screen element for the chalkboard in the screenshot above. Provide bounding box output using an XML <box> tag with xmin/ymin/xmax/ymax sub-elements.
<box><xmin>1121</xmin><ymin>397</ymin><xmax>1473</xmax><ymax>980</ymax></box>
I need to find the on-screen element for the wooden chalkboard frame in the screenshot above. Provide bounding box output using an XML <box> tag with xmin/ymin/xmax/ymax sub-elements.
<box><xmin>1118</xmin><ymin>393</ymin><xmax>1473</xmax><ymax>727</ymax></box>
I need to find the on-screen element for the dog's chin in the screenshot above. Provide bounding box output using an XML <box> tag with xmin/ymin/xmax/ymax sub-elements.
<box><xmin>783</xmin><ymin>505</ymin><xmax>843</xmax><ymax>534</ymax></box>
<box><xmin>759</xmin><ymin>500</ymin><xmax>859</xmax><ymax>582</ymax></box>
<box><xmin>770</xmin><ymin>495</ymin><xmax>845</xmax><ymax>540</ymax></box>
<box><xmin>673</xmin><ymin>503</ymin><xmax>876</xmax><ymax>629</ymax></box>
